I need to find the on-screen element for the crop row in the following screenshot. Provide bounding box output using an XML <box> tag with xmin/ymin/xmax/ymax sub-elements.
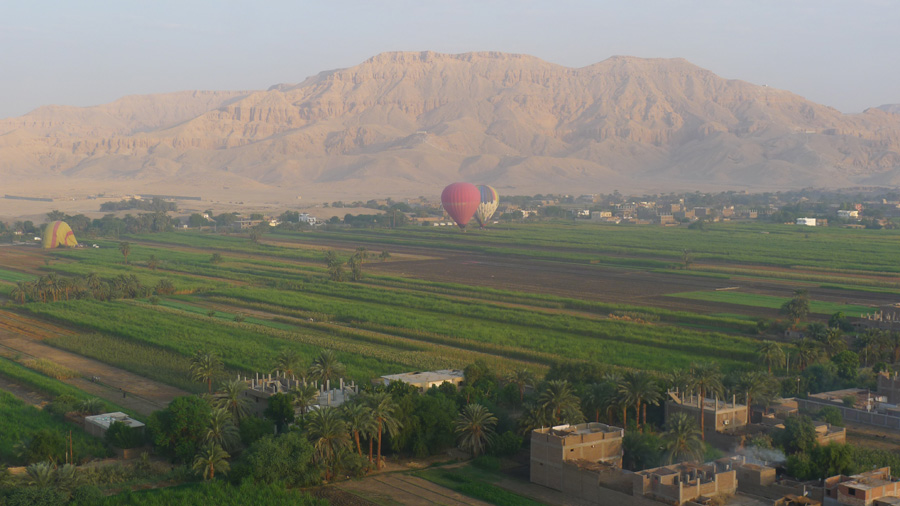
<box><xmin>211</xmin><ymin>286</ymin><xmax>759</xmax><ymax>371</ymax></box>
<box><xmin>0</xmin><ymin>355</ymin><xmax>134</xmax><ymax>414</ymax></box>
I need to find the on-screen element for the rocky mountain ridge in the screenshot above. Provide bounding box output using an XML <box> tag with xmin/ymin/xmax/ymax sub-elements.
<box><xmin>2</xmin><ymin>51</ymin><xmax>899</xmax><ymax>197</ymax></box>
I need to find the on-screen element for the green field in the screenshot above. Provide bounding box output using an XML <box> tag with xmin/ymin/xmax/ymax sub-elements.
<box><xmin>0</xmin><ymin>221</ymin><xmax>895</xmax><ymax>397</ymax></box>
<box><xmin>0</xmin><ymin>389</ymin><xmax>110</xmax><ymax>465</ymax></box>
<box><xmin>667</xmin><ymin>290</ymin><xmax>875</xmax><ymax>316</ymax></box>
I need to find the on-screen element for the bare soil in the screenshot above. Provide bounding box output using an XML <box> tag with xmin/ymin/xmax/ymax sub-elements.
<box><xmin>0</xmin><ymin>311</ymin><xmax>188</xmax><ymax>415</ymax></box>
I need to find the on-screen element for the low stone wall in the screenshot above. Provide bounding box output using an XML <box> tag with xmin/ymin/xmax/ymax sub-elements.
<box><xmin>798</xmin><ymin>399</ymin><xmax>900</xmax><ymax>431</ymax></box>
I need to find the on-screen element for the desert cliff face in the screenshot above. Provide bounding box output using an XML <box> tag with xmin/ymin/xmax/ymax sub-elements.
<box><xmin>2</xmin><ymin>51</ymin><xmax>900</xmax><ymax>197</ymax></box>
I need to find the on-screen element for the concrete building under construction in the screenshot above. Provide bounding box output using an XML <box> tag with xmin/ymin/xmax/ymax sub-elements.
<box><xmin>665</xmin><ymin>389</ymin><xmax>749</xmax><ymax>436</ymax></box>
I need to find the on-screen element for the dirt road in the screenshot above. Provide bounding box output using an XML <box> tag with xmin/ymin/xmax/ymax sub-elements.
<box><xmin>0</xmin><ymin>311</ymin><xmax>188</xmax><ymax>416</ymax></box>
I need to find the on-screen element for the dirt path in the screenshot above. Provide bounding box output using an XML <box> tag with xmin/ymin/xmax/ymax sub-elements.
<box><xmin>0</xmin><ymin>322</ymin><xmax>188</xmax><ymax>416</ymax></box>
<box><xmin>844</xmin><ymin>421</ymin><xmax>900</xmax><ymax>451</ymax></box>
<box><xmin>0</xmin><ymin>374</ymin><xmax>52</xmax><ymax>406</ymax></box>
<box><xmin>340</xmin><ymin>474</ymin><xmax>494</xmax><ymax>506</ymax></box>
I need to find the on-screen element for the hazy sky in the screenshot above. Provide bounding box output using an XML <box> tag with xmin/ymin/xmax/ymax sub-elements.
<box><xmin>1</xmin><ymin>0</ymin><xmax>897</xmax><ymax>119</ymax></box>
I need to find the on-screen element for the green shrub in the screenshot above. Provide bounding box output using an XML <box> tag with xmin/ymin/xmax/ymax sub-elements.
<box><xmin>489</xmin><ymin>431</ymin><xmax>522</xmax><ymax>457</ymax></box>
<box><xmin>105</xmin><ymin>421</ymin><xmax>144</xmax><ymax>449</ymax></box>
<box><xmin>817</xmin><ymin>406</ymin><xmax>844</xmax><ymax>427</ymax></box>
<box><xmin>471</xmin><ymin>455</ymin><xmax>501</xmax><ymax>471</ymax></box>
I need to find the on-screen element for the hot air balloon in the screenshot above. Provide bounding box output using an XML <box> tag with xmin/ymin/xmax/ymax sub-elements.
<box><xmin>42</xmin><ymin>221</ymin><xmax>78</xmax><ymax>249</ymax></box>
<box><xmin>441</xmin><ymin>182</ymin><xmax>481</xmax><ymax>230</ymax></box>
<box><xmin>474</xmin><ymin>185</ymin><xmax>499</xmax><ymax>228</ymax></box>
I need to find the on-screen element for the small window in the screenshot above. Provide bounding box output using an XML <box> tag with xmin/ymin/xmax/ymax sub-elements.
<box><xmin>849</xmin><ymin>488</ymin><xmax>856</xmax><ymax>496</ymax></box>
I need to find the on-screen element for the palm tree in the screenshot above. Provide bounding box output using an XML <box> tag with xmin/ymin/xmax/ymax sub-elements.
<box><xmin>192</xmin><ymin>442</ymin><xmax>230</xmax><ymax>480</ymax></box>
<box><xmin>214</xmin><ymin>379</ymin><xmax>251</xmax><ymax>422</ymax></box>
<box><xmin>455</xmin><ymin>404</ymin><xmax>498</xmax><ymax>458</ymax></box>
<box><xmin>273</xmin><ymin>348</ymin><xmax>304</xmax><ymax>379</ymax></box>
<box><xmin>25</xmin><ymin>462</ymin><xmax>55</xmax><ymax>487</ymax></box>
<box><xmin>55</xmin><ymin>463</ymin><xmax>79</xmax><ymax>495</ymax></box>
<box><xmin>506</xmin><ymin>369</ymin><xmax>536</xmax><ymax>404</ymax></box>
<box><xmin>889</xmin><ymin>332</ymin><xmax>900</xmax><ymax>364</ymax></box>
<box><xmin>364</xmin><ymin>392</ymin><xmax>401</xmax><ymax>470</ymax></box>
<box><xmin>794</xmin><ymin>338</ymin><xmax>821</xmax><ymax>371</ymax></box>
<box><xmin>118</xmin><ymin>241</ymin><xmax>131</xmax><ymax>264</ymax></box>
<box><xmin>342</xmin><ymin>401</ymin><xmax>376</xmax><ymax>458</ymax></box>
<box><xmin>324</xmin><ymin>251</ymin><xmax>343</xmax><ymax>282</ymax></box>
<box><xmin>736</xmin><ymin>371</ymin><xmax>777</xmax><ymax>424</ymax></box>
<box><xmin>662</xmin><ymin>412</ymin><xmax>705</xmax><ymax>464</ymax></box>
<box><xmin>757</xmin><ymin>340</ymin><xmax>786</xmax><ymax>374</ymax></box>
<box><xmin>823</xmin><ymin>328</ymin><xmax>847</xmax><ymax>356</ymax></box>
<box><xmin>309</xmin><ymin>349</ymin><xmax>345</xmax><ymax>386</ymax></box>
<box><xmin>618</xmin><ymin>371</ymin><xmax>661</xmax><ymax>431</ymax></box>
<box><xmin>11</xmin><ymin>281</ymin><xmax>28</xmax><ymax>303</ymax></box>
<box><xmin>805</xmin><ymin>322</ymin><xmax>828</xmax><ymax>342</ymax></box>
<box><xmin>668</xmin><ymin>369</ymin><xmax>695</xmax><ymax>396</ymax></box>
<box><xmin>538</xmin><ymin>380</ymin><xmax>584</xmax><ymax>426</ymax></box>
<box><xmin>582</xmin><ymin>381</ymin><xmax>616</xmax><ymax>423</ymax></box>
<box><xmin>306</xmin><ymin>407</ymin><xmax>351</xmax><ymax>480</ymax></box>
<box><xmin>190</xmin><ymin>351</ymin><xmax>222</xmax><ymax>394</ymax></box>
<box><xmin>690</xmin><ymin>362</ymin><xmax>723</xmax><ymax>441</ymax></box>
<box><xmin>206</xmin><ymin>407</ymin><xmax>240</xmax><ymax>452</ymax></box>
<box><xmin>292</xmin><ymin>383</ymin><xmax>320</xmax><ymax>415</ymax></box>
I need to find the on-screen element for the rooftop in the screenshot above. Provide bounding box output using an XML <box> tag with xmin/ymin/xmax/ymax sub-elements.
<box><xmin>84</xmin><ymin>412</ymin><xmax>145</xmax><ymax>430</ymax></box>
<box><xmin>535</xmin><ymin>422</ymin><xmax>624</xmax><ymax>439</ymax></box>
<box><xmin>380</xmin><ymin>369</ymin><xmax>464</xmax><ymax>385</ymax></box>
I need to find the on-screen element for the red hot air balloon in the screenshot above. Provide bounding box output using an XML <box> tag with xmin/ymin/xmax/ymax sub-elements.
<box><xmin>441</xmin><ymin>182</ymin><xmax>481</xmax><ymax>230</ymax></box>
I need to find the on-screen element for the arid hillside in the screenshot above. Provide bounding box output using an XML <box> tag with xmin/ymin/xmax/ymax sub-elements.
<box><xmin>2</xmin><ymin>51</ymin><xmax>900</xmax><ymax>199</ymax></box>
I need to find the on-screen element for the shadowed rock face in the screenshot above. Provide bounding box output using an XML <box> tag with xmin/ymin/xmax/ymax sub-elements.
<box><xmin>2</xmin><ymin>51</ymin><xmax>900</xmax><ymax>195</ymax></box>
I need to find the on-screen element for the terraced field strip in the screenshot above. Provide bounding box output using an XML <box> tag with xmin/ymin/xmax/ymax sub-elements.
<box><xmin>0</xmin><ymin>316</ymin><xmax>188</xmax><ymax>415</ymax></box>
<box><xmin>0</xmin><ymin>310</ymin><xmax>74</xmax><ymax>340</ymax></box>
<box><xmin>341</xmin><ymin>474</ymin><xmax>493</xmax><ymax>506</ymax></box>
<box><xmin>666</xmin><ymin>290</ymin><xmax>875</xmax><ymax>315</ymax></box>
<box><xmin>190</xmin><ymin>297</ymin><xmax>552</xmax><ymax>374</ymax></box>
<box><xmin>0</xmin><ymin>267</ymin><xmax>37</xmax><ymax>283</ymax></box>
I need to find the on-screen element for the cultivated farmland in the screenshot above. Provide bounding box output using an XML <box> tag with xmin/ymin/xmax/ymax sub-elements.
<box><xmin>0</xmin><ymin>221</ymin><xmax>898</xmax><ymax>397</ymax></box>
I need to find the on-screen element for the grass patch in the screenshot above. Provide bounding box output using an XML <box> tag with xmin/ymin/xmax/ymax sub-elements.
<box><xmin>667</xmin><ymin>290</ymin><xmax>874</xmax><ymax>315</ymax></box>
<box><xmin>21</xmin><ymin>358</ymin><xmax>80</xmax><ymax>379</ymax></box>
<box><xmin>414</xmin><ymin>465</ymin><xmax>544</xmax><ymax>506</ymax></box>
<box><xmin>0</xmin><ymin>389</ymin><xmax>110</xmax><ymax>465</ymax></box>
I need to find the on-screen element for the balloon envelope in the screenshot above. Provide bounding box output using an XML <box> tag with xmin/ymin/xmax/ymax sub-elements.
<box><xmin>42</xmin><ymin>221</ymin><xmax>78</xmax><ymax>249</ymax></box>
<box><xmin>474</xmin><ymin>185</ymin><xmax>499</xmax><ymax>228</ymax></box>
<box><xmin>441</xmin><ymin>182</ymin><xmax>481</xmax><ymax>229</ymax></box>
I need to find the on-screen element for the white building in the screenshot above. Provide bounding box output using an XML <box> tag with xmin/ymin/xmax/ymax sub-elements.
<box><xmin>796</xmin><ymin>217</ymin><xmax>817</xmax><ymax>226</ymax></box>
<box><xmin>84</xmin><ymin>412</ymin><xmax>145</xmax><ymax>438</ymax></box>
<box><xmin>299</xmin><ymin>213</ymin><xmax>317</xmax><ymax>225</ymax></box>
<box><xmin>377</xmin><ymin>369</ymin><xmax>465</xmax><ymax>392</ymax></box>
<box><xmin>837</xmin><ymin>210</ymin><xmax>859</xmax><ymax>219</ymax></box>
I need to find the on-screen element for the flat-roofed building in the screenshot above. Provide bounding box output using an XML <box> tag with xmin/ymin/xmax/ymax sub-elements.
<box><xmin>84</xmin><ymin>412</ymin><xmax>145</xmax><ymax>439</ymax></box>
<box><xmin>633</xmin><ymin>459</ymin><xmax>739</xmax><ymax>505</ymax></box>
<box><xmin>377</xmin><ymin>369</ymin><xmax>465</xmax><ymax>392</ymax></box>
<box><xmin>530</xmin><ymin>422</ymin><xmax>624</xmax><ymax>489</ymax></box>
<box><xmin>665</xmin><ymin>390</ymin><xmax>748</xmax><ymax>436</ymax></box>
<box><xmin>824</xmin><ymin>467</ymin><xmax>900</xmax><ymax>505</ymax></box>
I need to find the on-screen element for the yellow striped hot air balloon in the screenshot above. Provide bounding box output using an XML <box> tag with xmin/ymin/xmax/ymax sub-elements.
<box><xmin>42</xmin><ymin>221</ymin><xmax>78</xmax><ymax>249</ymax></box>
<box><xmin>474</xmin><ymin>185</ymin><xmax>499</xmax><ymax>228</ymax></box>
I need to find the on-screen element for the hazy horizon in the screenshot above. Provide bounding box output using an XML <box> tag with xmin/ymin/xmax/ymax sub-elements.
<box><xmin>2</xmin><ymin>0</ymin><xmax>899</xmax><ymax>120</ymax></box>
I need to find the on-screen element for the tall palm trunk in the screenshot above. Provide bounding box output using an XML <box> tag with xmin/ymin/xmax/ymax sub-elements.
<box><xmin>354</xmin><ymin>430</ymin><xmax>363</xmax><ymax>457</ymax></box>
<box><xmin>746</xmin><ymin>393</ymin><xmax>752</xmax><ymax>425</ymax></box>
<box><xmin>368</xmin><ymin>436</ymin><xmax>374</xmax><ymax>464</ymax></box>
<box><xmin>699</xmin><ymin>387</ymin><xmax>706</xmax><ymax>441</ymax></box>
<box><xmin>642</xmin><ymin>403</ymin><xmax>648</xmax><ymax>429</ymax></box>
<box><xmin>377</xmin><ymin>423</ymin><xmax>383</xmax><ymax>469</ymax></box>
